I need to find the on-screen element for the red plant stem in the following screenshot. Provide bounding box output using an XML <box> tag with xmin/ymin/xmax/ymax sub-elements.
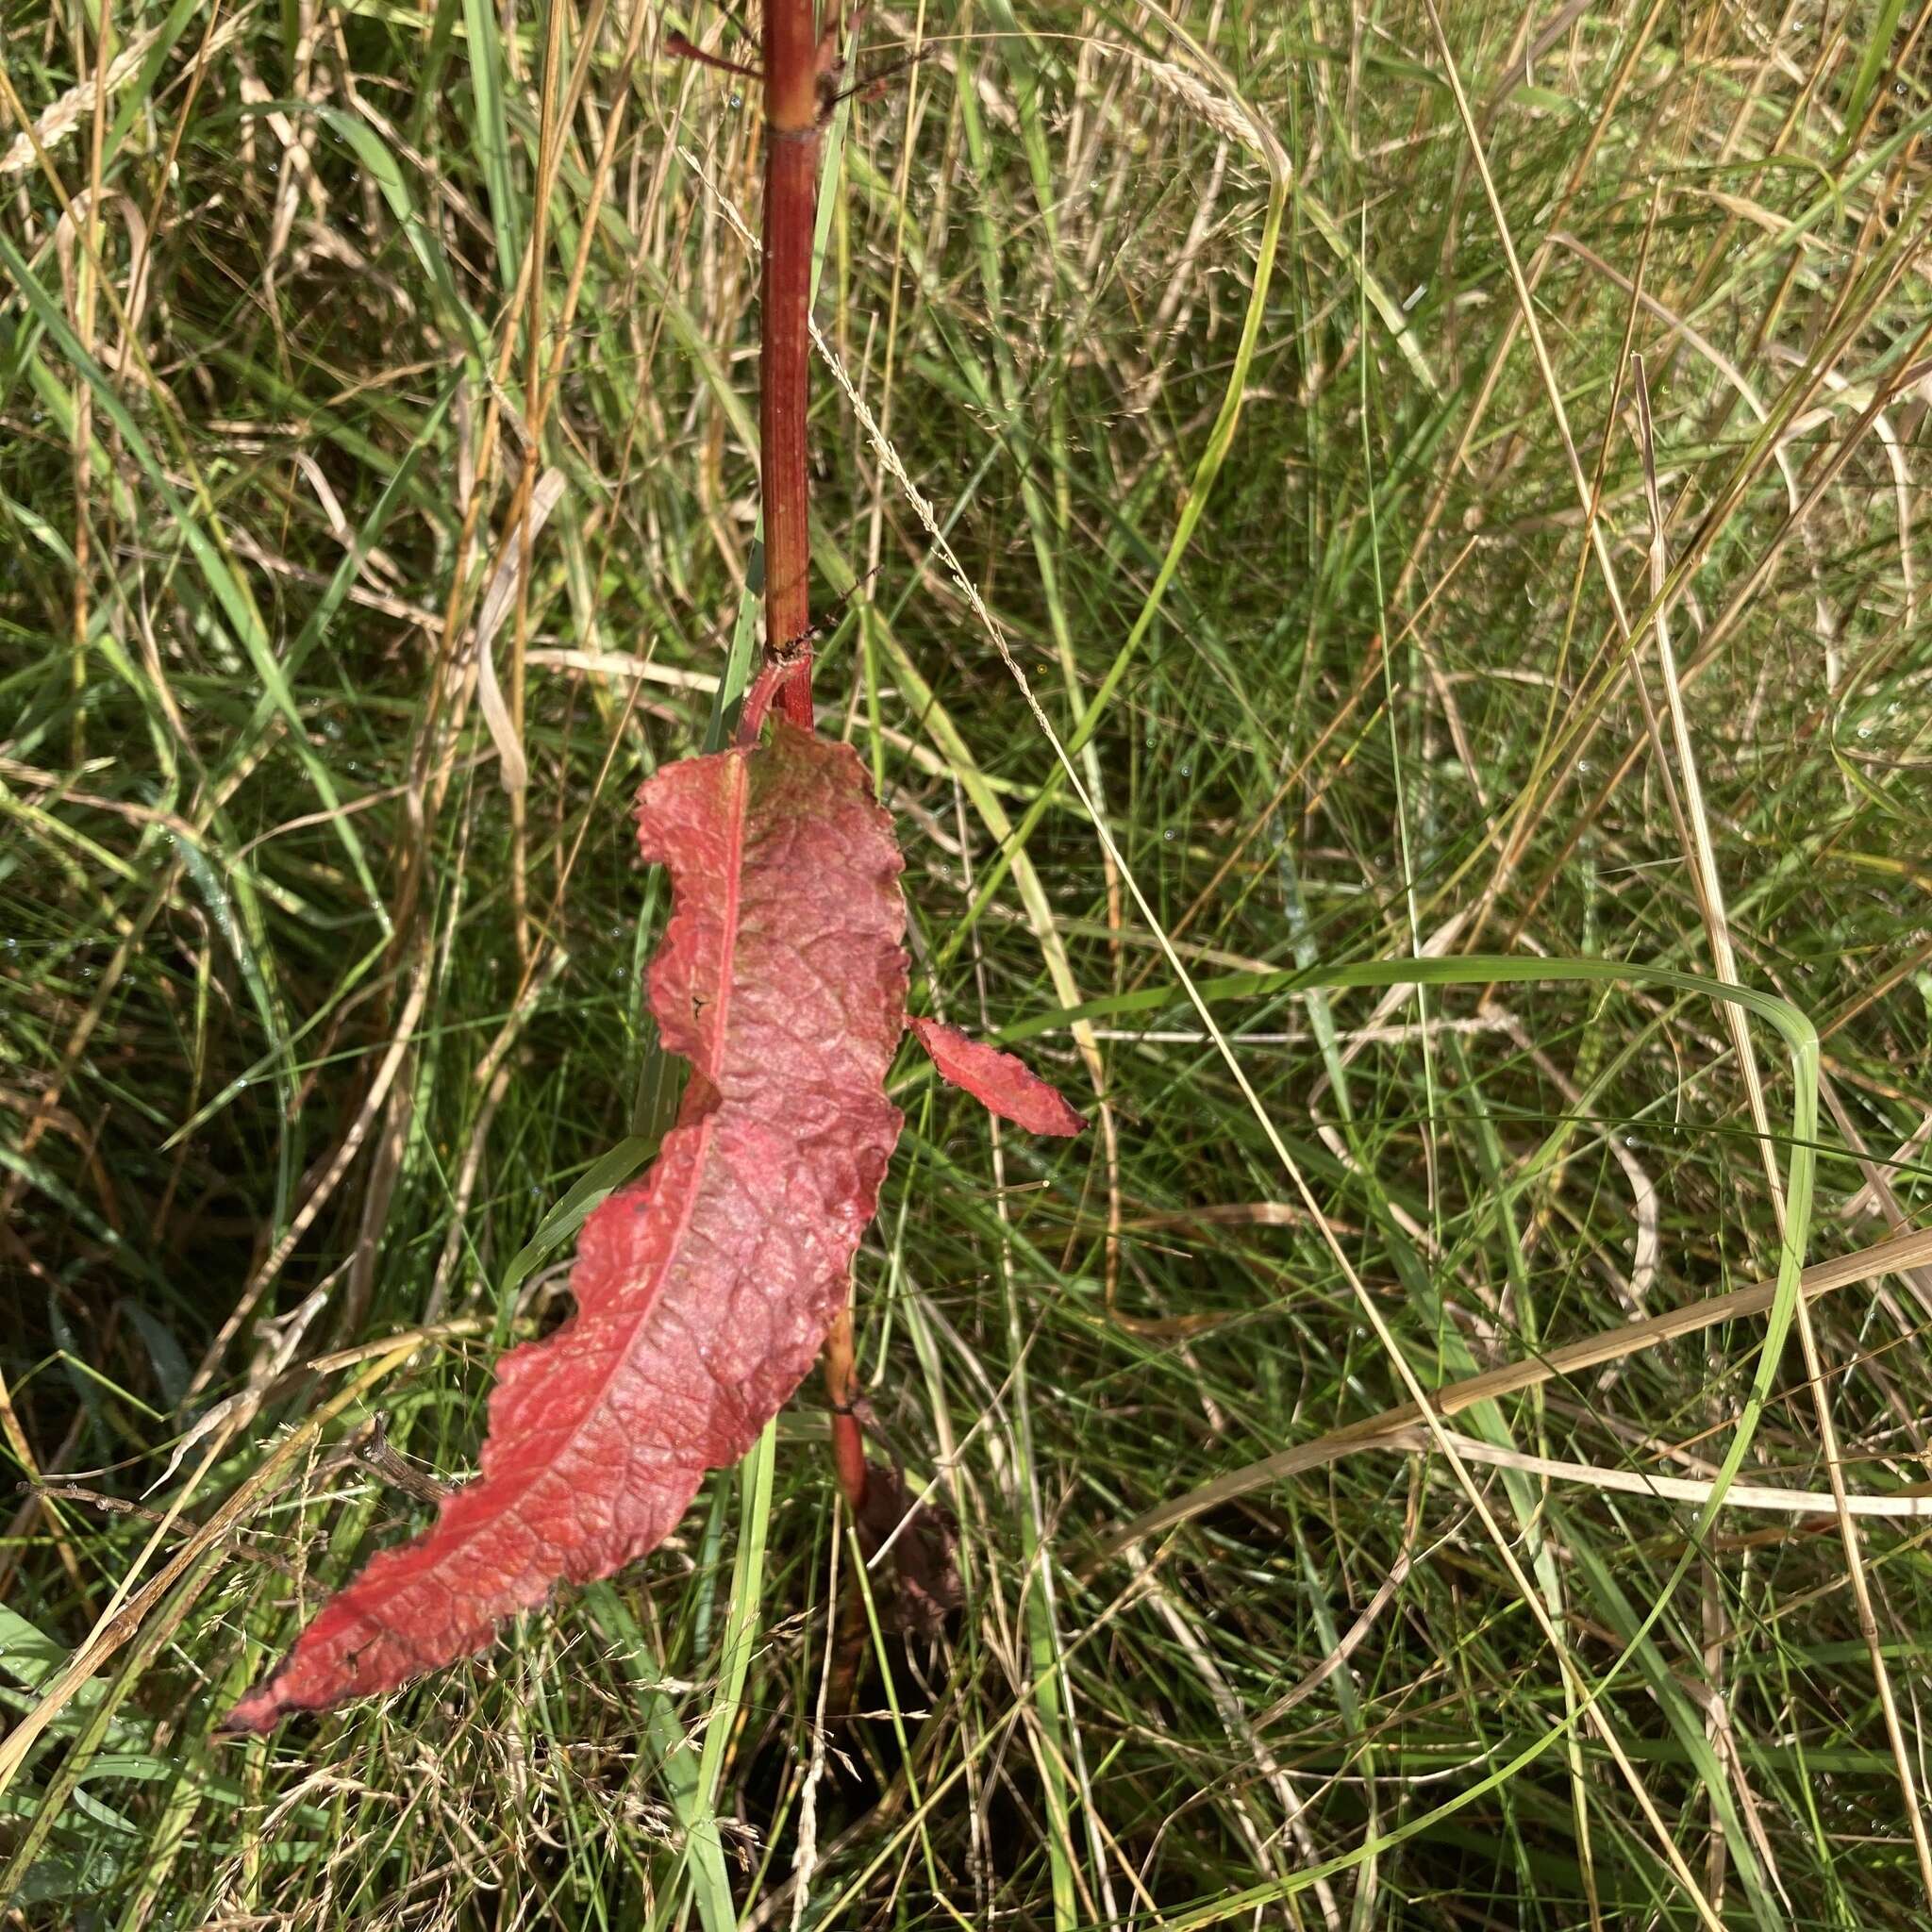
<box><xmin>761</xmin><ymin>0</ymin><xmax>866</xmax><ymax>1509</ymax></box>
<box><xmin>761</xmin><ymin>0</ymin><xmax>820</xmax><ymax>730</ymax></box>
<box><xmin>823</xmin><ymin>1310</ymin><xmax>868</xmax><ymax>1506</ymax></box>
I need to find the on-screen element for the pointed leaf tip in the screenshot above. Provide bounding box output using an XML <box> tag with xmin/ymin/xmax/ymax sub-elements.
<box><xmin>218</xmin><ymin>1687</ymin><xmax>291</xmax><ymax>1737</ymax></box>
<box><xmin>908</xmin><ymin>1017</ymin><xmax>1086</xmax><ymax>1137</ymax></box>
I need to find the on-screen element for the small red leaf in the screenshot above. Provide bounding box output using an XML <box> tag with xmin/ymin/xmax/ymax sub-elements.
<box><xmin>908</xmin><ymin>1017</ymin><xmax>1086</xmax><ymax>1138</ymax></box>
<box><xmin>225</xmin><ymin>722</ymin><xmax>908</xmax><ymax>1733</ymax></box>
<box><xmin>664</xmin><ymin>29</ymin><xmax>761</xmax><ymax>80</ymax></box>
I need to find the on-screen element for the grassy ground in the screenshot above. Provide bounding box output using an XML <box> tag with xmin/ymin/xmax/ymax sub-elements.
<box><xmin>5</xmin><ymin>0</ymin><xmax>1932</xmax><ymax>1924</ymax></box>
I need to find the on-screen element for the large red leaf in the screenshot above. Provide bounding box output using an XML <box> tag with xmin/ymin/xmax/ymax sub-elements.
<box><xmin>225</xmin><ymin>721</ymin><xmax>908</xmax><ymax>1732</ymax></box>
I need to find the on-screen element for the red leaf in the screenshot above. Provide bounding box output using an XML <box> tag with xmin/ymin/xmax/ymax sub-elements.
<box><xmin>908</xmin><ymin>1017</ymin><xmax>1086</xmax><ymax>1138</ymax></box>
<box><xmin>663</xmin><ymin>29</ymin><xmax>761</xmax><ymax>80</ymax></box>
<box><xmin>225</xmin><ymin>722</ymin><xmax>908</xmax><ymax>1733</ymax></box>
